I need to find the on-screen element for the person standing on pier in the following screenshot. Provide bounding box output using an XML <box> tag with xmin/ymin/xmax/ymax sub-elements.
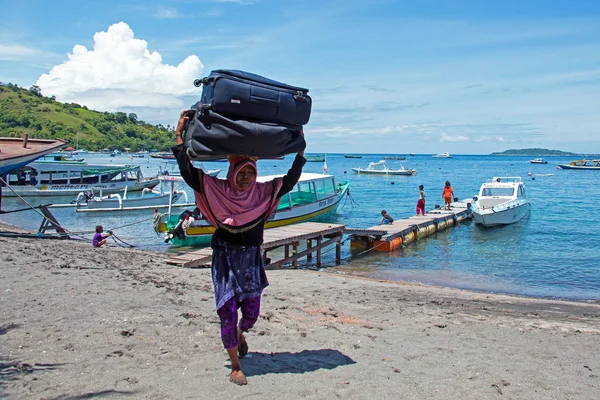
<box><xmin>172</xmin><ymin>110</ymin><xmax>306</xmax><ymax>386</ymax></box>
<box><xmin>443</xmin><ymin>181</ymin><xmax>455</xmax><ymax>210</ymax></box>
<box><xmin>416</xmin><ymin>185</ymin><xmax>426</xmax><ymax>215</ymax></box>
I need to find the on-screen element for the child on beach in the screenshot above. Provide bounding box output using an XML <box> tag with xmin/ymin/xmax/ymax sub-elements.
<box><xmin>443</xmin><ymin>181</ymin><xmax>454</xmax><ymax>210</ymax></box>
<box><xmin>172</xmin><ymin>110</ymin><xmax>306</xmax><ymax>386</ymax></box>
<box><xmin>92</xmin><ymin>225</ymin><xmax>111</xmax><ymax>248</ymax></box>
<box><xmin>380</xmin><ymin>210</ymin><xmax>394</xmax><ymax>225</ymax></box>
<box><xmin>416</xmin><ymin>185</ymin><xmax>425</xmax><ymax>215</ymax></box>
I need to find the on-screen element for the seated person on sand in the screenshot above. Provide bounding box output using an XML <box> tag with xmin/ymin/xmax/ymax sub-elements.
<box><xmin>380</xmin><ymin>210</ymin><xmax>394</xmax><ymax>225</ymax></box>
<box><xmin>92</xmin><ymin>225</ymin><xmax>111</xmax><ymax>248</ymax></box>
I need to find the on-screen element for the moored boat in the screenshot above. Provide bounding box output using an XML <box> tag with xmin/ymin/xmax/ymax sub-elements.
<box><xmin>305</xmin><ymin>154</ymin><xmax>325</xmax><ymax>162</ymax></box>
<box><xmin>155</xmin><ymin>173</ymin><xmax>350</xmax><ymax>246</ymax></box>
<box><xmin>0</xmin><ymin>137</ymin><xmax>67</xmax><ymax>175</ymax></box>
<box><xmin>433</xmin><ymin>152</ymin><xmax>453</xmax><ymax>158</ymax></box>
<box><xmin>558</xmin><ymin>159</ymin><xmax>600</xmax><ymax>170</ymax></box>
<box><xmin>352</xmin><ymin>160</ymin><xmax>416</xmax><ymax>175</ymax></box>
<box><xmin>471</xmin><ymin>177</ymin><xmax>530</xmax><ymax>227</ymax></box>
<box><xmin>2</xmin><ymin>163</ymin><xmax>159</xmax><ymax>197</ymax></box>
<box><xmin>344</xmin><ymin>154</ymin><xmax>362</xmax><ymax>159</ymax></box>
<box><xmin>382</xmin><ymin>156</ymin><xmax>406</xmax><ymax>160</ymax></box>
<box><xmin>529</xmin><ymin>158</ymin><xmax>548</xmax><ymax>164</ymax></box>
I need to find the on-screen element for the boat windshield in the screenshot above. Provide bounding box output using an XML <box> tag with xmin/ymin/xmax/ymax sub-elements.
<box><xmin>481</xmin><ymin>187</ymin><xmax>514</xmax><ymax>197</ymax></box>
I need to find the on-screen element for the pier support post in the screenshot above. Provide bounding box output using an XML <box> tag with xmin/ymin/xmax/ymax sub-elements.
<box><xmin>292</xmin><ymin>242</ymin><xmax>298</xmax><ymax>269</ymax></box>
<box><xmin>335</xmin><ymin>240</ymin><xmax>341</xmax><ymax>265</ymax></box>
<box><xmin>316</xmin><ymin>237</ymin><xmax>322</xmax><ymax>267</ymax></box>
<box><xmin>307</xmin><ymin>239</ymin><xmax>313</xmax><ymax>262</ymax></box>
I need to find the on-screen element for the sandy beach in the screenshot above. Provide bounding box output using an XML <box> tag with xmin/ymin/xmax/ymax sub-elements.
<box><xmin>1</xmin><ymin>230</ymin><xmax>599</xmax><ymax>399</ymax></box>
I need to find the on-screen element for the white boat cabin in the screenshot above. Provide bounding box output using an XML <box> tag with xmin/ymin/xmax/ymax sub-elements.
<box><xmin>476</xmin><ymin>177</ymin><xmax>526</xmax><ymax>210</ymax></box>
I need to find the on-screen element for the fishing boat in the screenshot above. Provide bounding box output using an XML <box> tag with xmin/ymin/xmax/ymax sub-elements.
<box><xmin>149</xmin><ymin>152</ymin><xmax>176</xmax><ymax>160</ymax></box>
<box><xmin>351</xmin><ymin>160</ymin><xmax>416</xmax><ymax>175</ymax></box>
<box><xmin>529</xmin><ymin>158</ymin><xmax>548</xmax><ymax>164</ymax></box>
<box><xmin>37</xmin><ymin>154</ymin><xmax>86</xmax><ymax>163</ymax></box>
<box><xmin>0</xmin><ymin>137</ymin><xmax>67</xmax><ymax>175</ymax></box>
<box><xmin>2</xmin><ymin>163</ymin><xmax>159</xmax><ymax>197</ymax></box>
<box><xmin>383</xmin><ymin>156</ymin><xmax>406</xmax><ymax>160</ymax></box>
<box><xmin>155</xmin><ymin>173</ymin><xmax>351</xmax><ymax>246</ymax></box>
<box><xmin>433</xmin><ymin>152</ymin><xmax>453</xmax><ymax>158</ymax></box>
<box><xmin>48</xmin><ymin>177</ymin><xmax>195</xmax><ymax>212</ymax></box>
<box><xmin>558</xmin><ymin>159</ymin><xmax>600</xmax><ymax>170</ymax></box>
<box><xmin>158</xmin><ymin>160</ymin><xmax>222</xmax><ymax>178</ymax></box>
<box><xmin>471</xmin><ymin>177</ymin><xmax>531</xmax><ymax>227</ymax></box>
<box><xmin>305</xmin><ymin>154</ymin><xmax>325</xmax><ymax>162</ymax></box>
<box><xmin>344</xmin><ymin>154</ymin><xmax>362</xmax><ymax>159</ymax></box>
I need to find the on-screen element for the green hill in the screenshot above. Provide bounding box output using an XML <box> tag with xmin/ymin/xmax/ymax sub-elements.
<box><xmin>490</xmin><ymin>148</ymin><xmax>578</xmax><ymax>156</ymax></box>
<box><xmin>0</xmin><ymin>83</ymin><xmax>175</xmax><ymax>151</ymax></box>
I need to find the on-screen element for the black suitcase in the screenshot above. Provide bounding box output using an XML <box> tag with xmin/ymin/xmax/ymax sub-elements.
<box><xmin>196</xmin><ymin>70</ymin><xmax>312</xmax><ymax>127</ymax></box>
<box><xmin>183</xmin><ymin>108</ymin><xmax>306</xmax><ymax>161</ymax></box>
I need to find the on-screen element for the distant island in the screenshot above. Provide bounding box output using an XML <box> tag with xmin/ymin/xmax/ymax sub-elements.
<box><xmin>491</xmin><ymin>148</ymin><xmax>578</xmax><ymax>156</ymax></box>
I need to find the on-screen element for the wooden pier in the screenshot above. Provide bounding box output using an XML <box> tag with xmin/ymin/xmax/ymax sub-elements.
<box><xmin>166</xmin><ymin>222</ymin><xmax>345</xmax><ymax>269</ymax></box>
<box><xmin>346</xmin><ymin>200</ymin><xmax>473</xmax><ymax>252</ymax></box>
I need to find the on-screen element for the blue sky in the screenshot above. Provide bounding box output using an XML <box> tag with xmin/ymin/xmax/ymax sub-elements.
<box><xmin>1</xmin><ymin>0</ymin><xmax>600</xmax><ymax>154</ymax></box>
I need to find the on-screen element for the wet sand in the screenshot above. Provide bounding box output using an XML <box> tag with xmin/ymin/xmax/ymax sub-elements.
<box><xmin>1</xmin><ymin>233</ymin><xmax>599</xmax><ymax>399</ymax></box>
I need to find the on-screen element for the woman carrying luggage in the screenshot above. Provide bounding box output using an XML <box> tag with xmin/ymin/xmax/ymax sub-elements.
<box><xmin>172</xmin><ymin>110</ymin><xmax>306</xmax><ymax>385</ymax></box>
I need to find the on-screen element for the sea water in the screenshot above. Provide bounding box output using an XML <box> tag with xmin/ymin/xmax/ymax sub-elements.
<box><xmin>2</xmin><ymin>152</ymin><xmax>599</xmax><ymax>301</ymax></box>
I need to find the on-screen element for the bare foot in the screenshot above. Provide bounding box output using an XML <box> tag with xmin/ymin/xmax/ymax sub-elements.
<box><xmin>230</xmin><ymin>369</ymin><xmax>248</xmax><ymax>385</ymax></box>
<box><xmin>238</xmin><ymin>328</ymin><xmax>248</xmax><ymax>357</ymax></box>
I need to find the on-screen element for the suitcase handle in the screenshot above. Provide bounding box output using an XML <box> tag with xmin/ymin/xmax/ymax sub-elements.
<box><xmin>294</xmin><ymin>91</ymin><xmax>307</xmax><ymax>102</ymax></box>
<box><xmin>193</xmin><ymin>77</ymin><xmax>214</xmax><ymax>87</ymax></box>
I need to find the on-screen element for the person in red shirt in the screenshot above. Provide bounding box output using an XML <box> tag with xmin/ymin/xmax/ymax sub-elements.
<box><xmin>443</xmin><ymin>181</ymin><xmax>454</xmax><ymax>210</ymax></box>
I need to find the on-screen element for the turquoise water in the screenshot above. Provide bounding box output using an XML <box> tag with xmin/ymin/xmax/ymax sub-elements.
<box><xmin>2</xmin><ymin>153</ymin><xmax>599</xmax><ymax>301</ymax></box>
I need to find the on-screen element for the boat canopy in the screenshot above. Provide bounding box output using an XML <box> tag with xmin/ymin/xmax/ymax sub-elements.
<box><xmin>82</xmin><ymin>166</ymin><xmax>139</xmax><ymax>176</ymax></box>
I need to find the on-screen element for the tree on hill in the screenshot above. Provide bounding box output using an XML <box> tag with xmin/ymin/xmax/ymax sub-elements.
<box><xmin>0</xmin><ymin>83</ymin><xmax>174</xmax><ymax>151</ymax></box>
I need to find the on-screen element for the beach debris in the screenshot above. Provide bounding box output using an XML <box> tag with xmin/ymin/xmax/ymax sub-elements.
<box><xmin>434</xmin><ymin>324</ymin><xmax>448</xmax><ymax>329</ymax></box>
<box><xmin>120</xmin><ymin>329</ymin><xmax>135</xmax><ymax>337</ymax></box>
<box><xmin>491</xmin><ymin>380</ymin><xmax>510</xmax><ymax>394</ymax></box>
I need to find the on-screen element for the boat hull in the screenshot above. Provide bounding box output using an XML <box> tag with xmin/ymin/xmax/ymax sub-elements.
<box><xmin>558</xmin><ymin>164</ymin><xmax>600</xmax><ymax>170</ymax></box>
<box><xmin>472</xmin><ymin>202</ymin><xmax>531</xmax><ymax>227</ymax></box>
<box><xmin>1</xmin><ymin>179</ymin><xmax>159</xmax><ymax>197</ymax></box>
<box><xmin>159</xmin><ymin>182</ymin><xmax>350</xmax><ymax>246</ymax></box>
<box><xmin>352</xmin><ymin>168</ymin><xmax>415</xmax><ymax>175</ymax></box>
<box><xmin>0</xmin><ymin>138</ymin><xmax>67</xmax><ymax>175</ymax></box>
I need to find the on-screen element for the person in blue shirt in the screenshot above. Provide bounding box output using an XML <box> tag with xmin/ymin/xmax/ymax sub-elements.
<box><xmin>380</xmin><ymin>210</ymin><xmax>394</xmax><ymax>225</ymax></box>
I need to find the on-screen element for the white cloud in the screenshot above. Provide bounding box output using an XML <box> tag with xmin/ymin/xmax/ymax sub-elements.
<box><xmin>155</xmin><ymin>7</ymin><xmax>183</xmax><ymax>19</ymax></box>
<box><xmin>441</xmin><ymin>132</ymin><xmax>469</xmax><ymax>142</ymax></box>
<box><xmin>0</xmin><ymin>44</ymin><xmax>37</xmax><ymax>60</ymax></box>
<box><xmin>36</xmin><ymin>22</ymin><xmax>204</xmax><ymax>113</ymax></box>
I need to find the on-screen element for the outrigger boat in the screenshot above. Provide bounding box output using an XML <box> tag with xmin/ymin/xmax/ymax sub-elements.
<box><xmin>352</xmin><ymin>160</ymin><xmax>416</xmax><ymax>175</ymax></box>
<box><xmin>471</xmin><ymin>176</ymin><xmax>530</xmax><ymax>227</ymax></box>
<box><xmin>49</xmin><ymin>177</ymin><xmax>194</xmax><ymax>213</ymax></box>
<box><xmin>155</xmin><ymin>172</ymin><xmax>350</xmax><ymax>246</ymax></box>
<box><xmin>558</xmin><ymin>159</ymin><xmax>600</xmax><ymax>170</ymax></box>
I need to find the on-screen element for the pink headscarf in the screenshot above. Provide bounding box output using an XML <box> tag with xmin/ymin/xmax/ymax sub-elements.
<box><xmin>194</xmin><ymin>157</ymin><xmax>284</xmax><ymax>228</ymax></box>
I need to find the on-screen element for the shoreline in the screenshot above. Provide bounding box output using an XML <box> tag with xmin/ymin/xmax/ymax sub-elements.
<box><xmin>2</xmin><ymin>235</ymin><xmax>599</xmax><ymax>399</ymax></box>
<box><xmin>0</xmin><ymin>218</ymin><xmax>598</xmax><ymax>303</ymax></box>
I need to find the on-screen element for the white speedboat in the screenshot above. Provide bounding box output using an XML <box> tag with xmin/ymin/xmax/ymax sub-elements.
<box><xmin>471</xmin><ymin>177</ymin><xmax>531</xmax><ymax>227</ymax></box>
<box><xmin>352</xmin><ymin>160</ymin><xmax>416</xmax><ymax>175</ymax></box>
<box><xmin>433</xmin><ymin>152</ymin><xmax>453</xmax><ymax>158</ymax></box>
<box><xmin>529</xmin><ymin>158</ymin><xmax>548</xmax><ymax>164</ymax></box>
